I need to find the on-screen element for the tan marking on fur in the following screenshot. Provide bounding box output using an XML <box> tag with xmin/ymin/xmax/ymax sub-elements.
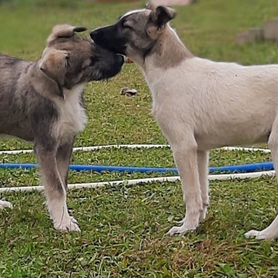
<box><xmin>39</xmin><ymin>49</ymin><xmax>68</xmax><ymax>87</ymax></box>
<box><xmin>47</xmin><ymin>24</ymin><xmax>77</xmax><ymax>44</ymax></box>
<box><xmin>147</xmin><ymin>26</ymin><xmax>193</xmax><ymax>69</ymax></box>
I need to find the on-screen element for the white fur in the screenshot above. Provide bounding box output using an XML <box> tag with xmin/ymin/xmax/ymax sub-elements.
<box><xmin>146</xmin><ymin>57</ymin><xmax>277</xmax><ymax>148</ymax></box>
<box><xmin>120</xmin><ymin>9</ymin><xmax>147</xmax><ymax>19</ymax></box>
<box><xmin>143</xmin><ymin>27</ymin><xmax>278</xmax><ymax>239</ymax></box>
<box><xmin>245</xmin><ymin>215</ymin><xmax>278</xmax><ymax>240</ymax></box>
<box><xmin>45</xmin><ymin>164</ymin><xmax>80</xmax><ymax>232</ymax></box>
<box><xmin>53</xmin><ymin>84</ymin><xmax>87</xmax><ymax>144</ymax></box>
<box><xmin>47</xmin><ymin>193</ymin><xmax>80</xmax><ymax>232</ymax></box>
<box><xmin>0</xmin><ymin>200</ymin><xmax>13</xmax><ymax>209</ymax></box>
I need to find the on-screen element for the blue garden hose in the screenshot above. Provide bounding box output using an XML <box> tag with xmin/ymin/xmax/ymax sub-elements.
<box><xmin>0</xmin><ymin>161</ymin><xmax>274</xmax><ymax>174</ymax></box>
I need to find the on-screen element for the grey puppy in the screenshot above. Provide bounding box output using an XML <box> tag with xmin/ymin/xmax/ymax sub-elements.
<box><xmin>0</xmin><ymin>24</ymin><xmax>123</xmax><ymax>232</ymax></box>
<box><xmin>91</xmin><ymin>6</ymin><xmax>278</xmax><ymax>240</ymax></box>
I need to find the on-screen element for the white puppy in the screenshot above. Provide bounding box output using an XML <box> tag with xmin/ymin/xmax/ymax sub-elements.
<box><xmin>91</xmin><ymin>6</ymin><xmax>278</xmax><ymax>239</ymax></box>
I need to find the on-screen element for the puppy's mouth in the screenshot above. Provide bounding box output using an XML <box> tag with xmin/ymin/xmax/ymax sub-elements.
<box><xmin>124</xmin><ymin>56</ymin><xmax>133</xmax><ymax>64</ymax></box>
<box><xmin>95</xmin><ymin>53</ymin><xmax>124</xmax><ymax>81</ymax></box>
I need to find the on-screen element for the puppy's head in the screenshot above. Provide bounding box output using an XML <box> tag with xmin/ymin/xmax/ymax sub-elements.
<box><xmin>40</xmin><ymin>24</ymin><xmax>124</xmax><ymax>94</ymax></box>
<box><xmin>90</xmin><ymin>6</ymin><xmax>176</xmax><ymax>62</ymax></box>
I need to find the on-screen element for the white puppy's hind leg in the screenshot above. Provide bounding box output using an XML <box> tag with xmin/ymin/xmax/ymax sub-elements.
<box><xmin>245</xmin><ymin>121</ymin><xmax>278</xmax><ymax>240</ymax></box>
<box><xmin>167</xmin><ymin>142</ymin><xmax>203</xmax><ymax>236</ymax></box>
<box><xmin>0</xmin><ymin>200</ymin><xmax>13</xmax><ymax>209</ymax></box>
<box><xmin>245</xmin><ymin>214</ymin><xmax>278</xmax><ymax>240</ymax></box>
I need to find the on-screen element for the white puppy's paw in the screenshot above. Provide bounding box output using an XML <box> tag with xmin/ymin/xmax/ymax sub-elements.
<box><xmin>167</xmin><ymin>225</ymin><xmax>187</xmax><ymax>236</ymax></box>
<box><xmin>54</xmin><ymin>216</ymin><xmax>81</xmax><ymax>232</ymax></box>
<box><xmin>0</xmin><ymin>200</ymin><xmax>13</xmax><ymax>209</ymax></box>
<box><xmin>177</xmin><ymin>209</ymin><xmax>207</xmax><ymax>225</ymax></box>
<box><xmin>199</xmin><ymin>205</ymin><xmax>208</xmax><ymax>222</ymax></box>
<box><xmin>245</xmin><ymin>229</ymin><xmax>276</xmax><ymax>240</ymax></box>
<box><xmin>176</xmin><ymin>216</ymin><xmax>186</xmax><ymax>225</ymax></box>
<box><xmin>245</xmin><ymin>229</ymin><xmax>260</xmax><ymax>238</ymax></box>
<box><xmin>167</xmin><ymin>218</ymin><xmax>199</xmax><ymax>236</ymax></box>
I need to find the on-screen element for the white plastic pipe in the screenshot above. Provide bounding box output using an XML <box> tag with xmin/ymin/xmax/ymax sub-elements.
<box><xmin>0</xmin><ymin>144</ymin><xmax>169</xmax><ymax>155</ymax></box>
<box><xmin>0</xmin><ymin>144</ymin><xmax>273</xmax><ymax>194</ymax></box>
<box><xmin>0</xmin><ymin>170</ymin><xmax>275</xmax><ymax>193</ymax></box>
<box><xmin>222</xmin><ymin>146</ymin><xmax>271</xmax><ymax>153</ymax></box>
<box><xmin>0</xmin><ymin>144</ymin><xmax>270</xmax><ymax>155</ymax></box>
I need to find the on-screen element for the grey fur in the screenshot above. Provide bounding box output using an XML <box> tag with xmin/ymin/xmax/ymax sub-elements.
<box><xmin>0</xmin><ymin>24</ymin><xmax>123</xmax><ymax>231</ymax></box>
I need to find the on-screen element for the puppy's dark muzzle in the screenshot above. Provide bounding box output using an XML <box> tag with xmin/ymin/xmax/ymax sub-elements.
<box><xmin>112</xmin><ymin>54</ymin><xmax>125</xmax><ymax>76</ymax></box>
<box><xmin>116</xmin><ymin>54</ymin><xmax>124</xmax><ymax>66</ymax></box>
<box><xmin>92</xmin><ymin>44</ymin><xmax>124</xmax><ymax>80</ymax></box>
<box><xmin>90</xmin><ymin>26</ymin><xmax>127</xmax><ymax>55</ymax></box>
<box><xmin>90</xmin><ymin>29</ymin><xmax>103</xmax><ymax>45</ymax></box>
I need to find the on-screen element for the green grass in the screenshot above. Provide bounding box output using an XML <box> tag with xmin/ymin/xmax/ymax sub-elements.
<box><xmin>0</xmin><ymin>0</ymin><xmax>277</xmax><ymax>277</ymax></box>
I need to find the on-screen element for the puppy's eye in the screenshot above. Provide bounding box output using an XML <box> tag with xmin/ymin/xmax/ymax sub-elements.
<box><xmin>121</xmin><ymin>20</ymin><xmax>133</xmax><ymax>30</ymax></box>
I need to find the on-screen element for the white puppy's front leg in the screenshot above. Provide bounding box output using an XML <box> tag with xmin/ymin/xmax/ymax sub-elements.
<box><xmin>0</xmin><ymin>200</ymin><xmax>13</xmax><ymax>209</ymax></box>
<box><xmin>245</xmin><ymin>214</ymin><xmax>278</xmax><ymax>240</ymax></box>
<box><xmin>167</xmin><ymin>143</ymin><xmax>203</xmax><ymax>236</ymax></box>
<box><xmin>175</xmin><ymin>151</ymin><xmax>209</xmax><ymax>225</ymax></box>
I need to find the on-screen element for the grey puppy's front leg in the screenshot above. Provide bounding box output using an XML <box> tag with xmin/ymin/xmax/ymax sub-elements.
<box><xmin>35</xmin><ymin>143</ymin><xmax>80</xmax><ymax>232</ymax></box>
<box><xmin>56</xmin><ymin>138</ymin><xmax>74</xmax><ymax>191</ymax></box>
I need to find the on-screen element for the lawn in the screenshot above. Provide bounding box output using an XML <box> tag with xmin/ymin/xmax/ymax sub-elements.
<box><xmin>0</xmin><ymin>0</ymin><xmax>277</xmax><ymax>277</ymax></box>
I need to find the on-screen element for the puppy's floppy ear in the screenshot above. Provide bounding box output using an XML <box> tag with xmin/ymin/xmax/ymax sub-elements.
<box><xmin>146</xmin><ymin>1</ymin><xmax>155</xmax><ymax>10</ymax></box>
<box><xmin>150</xmin><ymin>6</ymin><xmax>176</xmax><ymax>28</ymax></box>
<box><xmin>39</xmin><ymin>48</ymin><xmax>69</xmax><ymax>98</ymax></box>
<box><xmin>47</xmin><ymin>24</ymin><xmax>87</xmax><ymax>45</ymax></box>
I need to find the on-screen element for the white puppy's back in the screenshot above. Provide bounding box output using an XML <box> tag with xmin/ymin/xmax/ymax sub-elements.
<box><xmin>148</xmin><ymin>57</ymin><xmax>277</xmax><ymax>149</ymax></box>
